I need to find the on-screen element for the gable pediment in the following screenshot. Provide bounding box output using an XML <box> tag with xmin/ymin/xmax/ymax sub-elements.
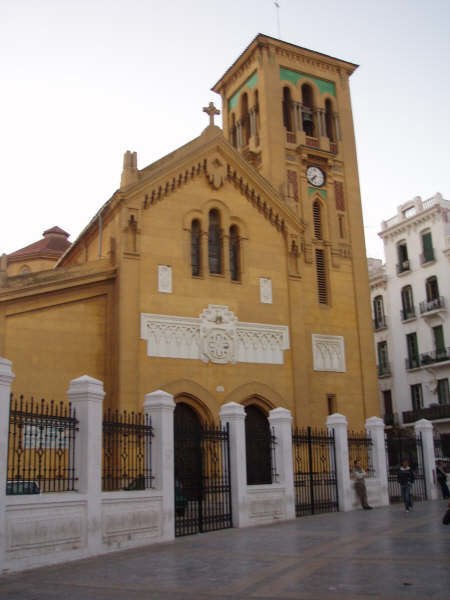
<box><xmin>122</xmin><ymin>128</ymin><xmax>299</xmax><ymax>237</ymax></box>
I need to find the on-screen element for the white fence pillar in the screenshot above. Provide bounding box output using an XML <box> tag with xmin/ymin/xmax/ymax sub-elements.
<box><xmin>220</xmin><ymin>402</ymin><xmax>247</xmax><ymax>527</ymax></box>
<box><xmin>414</xmin><ymin>419</ymin><xmax>438</xmax><ymax>500</ymax></box>
<box><xmin>67</xmin><ymin>375</ymin><xmax>104</xmax><ymax>553</ymax></box>
<box><xmin>326</xmin><ymin>413</ymin><xmax>352</xmax><ymax>512</ymax></box>
<box><xmin>365</xmin><ymin>416</ymin><xmax>389</xmax><ymax>506</ymax></box>
<box><xmin>0</xmin><ymin>358</ymin><xmax>15</xmax><ymax>571</ymax></box>
<box><xmin>268</xmin><ymin>407</ymin><xmax>295</xmax><ymax>520</ymax></box>
<box><xmin>143</xmin><ymin>389</ymin><xmax>175</xmax><ymax>541</ymax></box>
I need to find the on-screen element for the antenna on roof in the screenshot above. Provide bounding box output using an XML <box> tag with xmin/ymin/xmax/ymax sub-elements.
<box><xmin>274</xmin><ymin>1</ymin><xmax>281</xmax><ymax>38</ymax></box>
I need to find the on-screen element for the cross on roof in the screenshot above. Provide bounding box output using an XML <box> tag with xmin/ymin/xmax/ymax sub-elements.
<box><xmin>203</xmin><ymin>102</ymin><xmax>220</xmax><ymax>126</ymax></box>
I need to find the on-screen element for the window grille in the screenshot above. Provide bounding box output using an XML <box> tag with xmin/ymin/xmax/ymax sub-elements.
<box><xmin>315</xmin><ymin>248</ymin><xmax>328</xmax><ymax>304</ymax></box>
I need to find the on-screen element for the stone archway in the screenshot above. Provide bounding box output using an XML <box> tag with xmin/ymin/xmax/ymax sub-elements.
<box><xmin>245</xmin><ymin>403</ymin><xmax>272</xmax><ymax>485</ymax></box>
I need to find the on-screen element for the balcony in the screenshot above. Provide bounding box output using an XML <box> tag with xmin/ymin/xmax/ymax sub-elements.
<box><xmin>419</xmin><ymin>296</ymin><xmax>446</xmax><ymax>315</ymax></box>
<box><xmin>373</xmin><ymin>315</ymin><xmax>388</xmax><ymax>331</ymax></box>
<box><xmin>383</xmin><ymin>412</ymin><xmax>397</xmax><ymax>427</ymax></box>
<box><xmin>403</xmin><ymin>403</ymin><xmax>450</xmax><ymax>424</ymax></box>
<box><xmin>400</xmin><ymin>308</ymin><xmax>416</xmax><ymax>322</ymax></box>
<box><xmin>286</xmin><ymin>131</ymin><xmax>296</xmax><ymax>144</ymax></box>
<box><xmin>396</xmin><ymin>260</ymin><xmax>410</xmax><ymax>275</ymax></box>
<box><xmin>420</xmin><ymin>250</ymin><xmax>435</xmax><ymax>264</ymax></box>
<box><xmin>420</xmin><ymin>348</ymin><xmax>450</xmax><ymax>367</ymax></box>
<box><xmin>377</xmin><ymin>362</ymin><xmax>392</xmax><ymax>377</ymax></box>
<box><xmin>305</xmin><ymin>135</ymin><xmax>320</xmax><ymax>149</ymax></box>
<box><xmin>405</xmin><ymin>356</ymin><xmax>421</xmax><ymax>370</ymax></box>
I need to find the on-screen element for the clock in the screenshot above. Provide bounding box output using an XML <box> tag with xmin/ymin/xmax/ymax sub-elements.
<box><xmin>306</xmin><ymin>166</ymin><xmax>326</xmax><ymax>187</ymax></box>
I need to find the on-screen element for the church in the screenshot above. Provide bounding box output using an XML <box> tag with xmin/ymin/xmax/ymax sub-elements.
<box><xmin>0</xmin><ymin>34</ymin><xmax>378</xmax><ymax>429</ymax></box>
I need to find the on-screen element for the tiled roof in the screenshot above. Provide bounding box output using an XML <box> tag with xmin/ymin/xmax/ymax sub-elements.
<box><xmin>7</xmin><ymin>227</ymin><xmax>71</xmax><ymax>261</ymax></box>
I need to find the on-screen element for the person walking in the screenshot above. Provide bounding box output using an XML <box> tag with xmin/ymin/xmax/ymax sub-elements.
<box><xmin>352</xmin><ymin>459</ymin><xmax>372</xmax><ymax>510</ymax></box>
<box><xmin>397</xmin><ymin>459</ymin><xmax>414</xmax><ymax>512</ymax></box>
<box><xmin>436</xmin><ymin>461</ymin><xmax>450</xmax><ymax>499</ymax></box>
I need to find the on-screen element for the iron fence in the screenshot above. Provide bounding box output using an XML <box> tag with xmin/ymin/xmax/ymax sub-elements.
<box><xmin>292</xmin><ymin>426</ymin><xmax>338</xmax><ymax>516</ymax></box>
<box><xmin>102</xmin><ymin>409</ymin><xmax>154</xmax><ymax>491</ymax></box>
<box><xmin>7</xmin><ymin>394</ymin><xmax>78</xmax><ymax>494</ymax></box>
<box><xmin>174</xmin><ymin>422</ymin><xmax>232</xmax><ymax>537</ymax></box>
<box><xmin>348</xmin><ymin>430</ymin><xmax>374</xmax><ymax>477</ymax></box>
<box><xmin>385</xmin><ymin>432</ymin><xmax>427</xmax><ymax>503</ymax></box>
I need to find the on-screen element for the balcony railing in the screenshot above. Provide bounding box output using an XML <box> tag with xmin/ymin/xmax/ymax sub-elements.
<box><xmin>373</xmin><ymin>315</ymin><xmax>388</xmax><ymax>331</ymax></box>
<box><xmin>377</xmin><ymin>362</ymin><xmax>392</xmax><ymax>377</ymax></box>
<box><xmin>286</xmin><ymin>131</ymin><xmax>296</xmax><ymax>144</ymax></box>
<box><xmin>420</xmin><ymin>348</ymin><xmax>450</xmax><ymax>366</ymax></box>
<box><xmin>405</xmin><ymin>356</ymin><xmax>421</xmax><ymax>370</ymax></box>
<box><xmin>396</xmin><ymin>260</ymin><xmax>410</xmax><ymax>274</ymax></box>
<box><xmin>403</xmin><ymin>403</ymin><xmax>450</xmax><ymax>424</ymax></box>
<box><xmin>305</xmin><ymin>135</ymin><xmax>320</xmax><ymax>148</ymax></box>
<box><xmin>420</xmin><ymin>250</ymin><xmax>435</xmax><ymax>264</ymax></box>
<box><xmin>419</xmin><ymin>296</ymin><xmax>446</xmax><ymax>314</ymax></box>
<box><xmin>401</xmin><ymin>308</ymin><xmax>416</xmax><ymax>321</ymax></box>
<box><xmin>383</xmin><ymin>413</ymin><xmax>397</xmax><ymax>427</ymax></box>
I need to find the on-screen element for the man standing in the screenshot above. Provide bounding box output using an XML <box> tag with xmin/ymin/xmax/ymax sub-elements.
<box><xmin>352</xmin><ymin>460</ymin><xmax>373</xmax><ymax>510</ymax></box>
<box><xmin>397</xmin><ymin>459</ymin><xmax>414</xmax><ymax>512</ymax></box>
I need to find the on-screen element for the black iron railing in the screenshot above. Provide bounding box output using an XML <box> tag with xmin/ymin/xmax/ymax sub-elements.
<box><xmin>102</xmin><ymin>409</ymin><xmax>154</xmax><ymax>491</ymax></box>
<box><xmin>348</xmin><ymin>431</ymin><xmax>374</xmax><ymax>477</ymax></box>
<box><xmin>419</xmin><ymin>296</ymin><xmax>445</xmax><ymax>314</ymax></box>
<box><xmin>7</xmin><ymin>394</ymin><xmax>78</xmax><ymax>494</ymax></box>
<box><xmin>292</xmin><ymin>426</ymin><xmax>338</xmax><ymax>516</ymax></box>
<box><xmin>403</xmin><ymin>403</ymin><xmax>450</xmax><ymax>424</ymax></box>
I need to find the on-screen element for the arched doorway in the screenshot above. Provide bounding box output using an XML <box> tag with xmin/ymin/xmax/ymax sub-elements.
<box><xmin>245</xmin><ymin>404</ymin><xmax>273</xmax><ymax>485</ymax></box>
<box><xmin>174</xmin><ymin>402</ymin><xmax>202</xmax><ymax>502</ymax></box>
<box><xmin>173</xmin><ymin>401</ymin><xmax>232</xmax><ymax>536</ymax></box>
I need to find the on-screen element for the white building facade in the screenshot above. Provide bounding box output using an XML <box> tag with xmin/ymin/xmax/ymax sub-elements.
<box><xmin>369</xmin><ymin>193</ymin><xmax>450</xmax><ymax>455</ymax></box>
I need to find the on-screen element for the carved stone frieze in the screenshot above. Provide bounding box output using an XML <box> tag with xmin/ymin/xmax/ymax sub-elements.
<box><xmin>141</xmin><ymin>305</ymin><xmax>289</xmax><ymax>365</ymax></box>
<box><xmin>312</xmin><ymin>334</ymin><xmax>346</xmax><ymax>372</ymax></box>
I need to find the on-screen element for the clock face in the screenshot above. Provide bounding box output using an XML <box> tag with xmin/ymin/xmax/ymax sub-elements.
<box><xmin>306</xmin><ymin>166</ymin><xmax>325</xmax><ymax>187</ymax></box>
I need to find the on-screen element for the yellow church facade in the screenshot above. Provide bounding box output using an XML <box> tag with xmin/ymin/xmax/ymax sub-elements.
<box><xmin>0</xmin><ymin>35</ymin><xmax>378</xmax><ymax>429</ymax></box>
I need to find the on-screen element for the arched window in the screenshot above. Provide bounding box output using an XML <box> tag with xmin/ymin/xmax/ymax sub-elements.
<box><xmin>190</xmin><ymin>219</ymin><xmax>201</xmax><ymax>277</ymax></box>
<box><xmin>312</xmin><ymin>200</ymin><xmax>322</xmax><ymax>240</ymax></box>
<box><xmin>229</xmin><ymin>224</ymin><xmax>240</xmax><ymax>282</ymax></box>
<box><xmin>373</xmin><ymin>295</ymin><xmax>385</xmax><ymax>329</ymax></box>
<box><xmin>208</xmin><ymin>209</ymin><xmax>222</xmax><ymax>274</ymax></box>
<box><xmin>401</xmin><ymin>285</ymin><xmax>415</xmax><ymax>320</ymax></box>
<box><xmin>282</xmin><ymin>87</ymin><xmax>293</xmax><ymax>132</ymax></box>
<box><xmin>241</xmin><ymin>93</ymin><xmax>250</xmax><ymax>146</ymax></box>
<box><xmin>426</xmin><ymin>276</ymin><xmax>439</xmax><ymax>302</ymax></box>
<box><xmin>325</xmin><ymin>99</ymin><xmax>335</xmax><ymax>141</ymax></box>
<box><xmin>301</xmin><ymin>84</ymin><xmax>315</xmax><ymax>136</ymax></box>
<box><xmin>19</xmin><ymin>265</ymin><xmax>31</xmax><ymax>275</ymax></box>
<box><xmin>245</xmin><ymin>404</ymin><xmax>272</xmax><ymax>485</ymax></box>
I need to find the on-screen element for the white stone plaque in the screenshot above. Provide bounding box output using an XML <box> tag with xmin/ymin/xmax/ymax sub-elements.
<box><xmin>158</xmin><ymin>265</ymin><xmax>172</xmax><ymax>293</ymax></box>
<box><xmin>259</xmin><ymin>278</ymin><xmax>273</xmax><ymax>304</ymax></box>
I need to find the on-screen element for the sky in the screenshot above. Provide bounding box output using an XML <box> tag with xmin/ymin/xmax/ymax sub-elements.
<box><xmin>1</xmin><ymin>0</ymin><xmax>449</xmax><ymax>259</ymax></box>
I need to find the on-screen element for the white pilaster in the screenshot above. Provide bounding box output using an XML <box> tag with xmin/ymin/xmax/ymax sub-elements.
<box><xmin>144</xmin><ymin>389</ymin><xmax>175</xmax><ymax>541</ymax></box>
<box><xmin>220</xmin><ymin>402</ymin><xmax>247</xmax><ymax>527</ymax></box>
<box><xmin>365</xmin><ymin>416</ymin><xmax>389</xmax><ymax>506</ymax></box>
<box><xmin>67</xmin><ymin>375</ymin><xmax>105</xmax><ymax>553</ymax></box>
<box><xmin>268</xmin><ymin>407</ymin><xmax>295</xmax><ymax>520</ymax></box>
<box><xmin>326</xmin><ymin>413</ymin><xmax>352</xmax><ymax>511</ymax></box>
<box><xmin>414</xmin><ymin>419</ymin><xmax>438</xmax><ymax>500</ymax></box>
<box><xmin>0</xmin><ymin>358</ymin><xmax>15</xmax><ymax>571</ymax></box>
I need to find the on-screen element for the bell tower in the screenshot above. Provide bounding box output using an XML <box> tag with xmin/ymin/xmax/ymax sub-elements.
<box><xmin>212</xmin><ymin>34</ymin><xmax>379</xmax><ymax>421</ymax></box>
<box><xmin>212</xmin><ymin>34</ymin><xmax>358</xmax><ymax>218</ymax></box>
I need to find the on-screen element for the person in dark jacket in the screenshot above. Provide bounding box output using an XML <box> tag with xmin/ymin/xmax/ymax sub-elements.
<box><xmin>436</xmin><ymin>461</ymin><xmax>450</xmax><ymax>499</ymax></box>
<box><xmin>397</xmin><ymin>459</ymin><xmax>414</xmax><ymax>511</ymax></box>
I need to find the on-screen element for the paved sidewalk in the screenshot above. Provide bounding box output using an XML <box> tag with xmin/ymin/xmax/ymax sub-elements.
<box><xmin>1</xmin><ymin>500</ymin><xmax>449</xmax><ymax>599</ymax></box>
